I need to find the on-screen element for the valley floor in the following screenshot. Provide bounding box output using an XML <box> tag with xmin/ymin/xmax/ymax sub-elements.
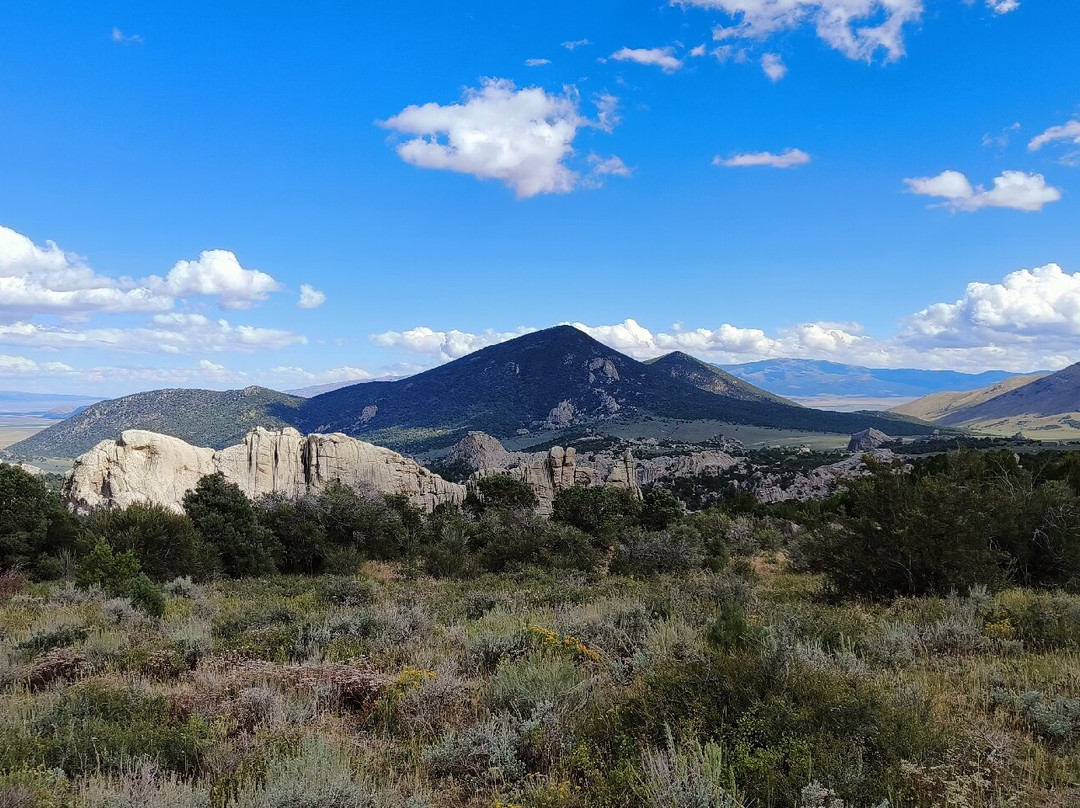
<box><xmin>3</xmin><ymin>562</ymin><xmax>1080</xmax><ymax>807</ymax></box>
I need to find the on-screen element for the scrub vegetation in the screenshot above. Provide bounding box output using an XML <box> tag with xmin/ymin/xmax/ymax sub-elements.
<box><xmin>2</xmin><ymin>449</ymin><xmax>1080</xmax><ymax>806</ymax></box>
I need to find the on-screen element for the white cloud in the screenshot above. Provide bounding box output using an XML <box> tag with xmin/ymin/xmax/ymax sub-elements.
<box><xmin>904</xmin><ymin>169</ymin><xmax>1062</xmax><ymax>212</ymax></box>
<box><xmin>298</xmin><ymin>283</ymin><xmax>326</xmax><ymax>309</ymax></box>
<box><xmin>906</xmin><ymin>264</ymin><xmax>1080</xmax><ymax>341</ymax></box>
<box><xmin>713</xmin><ymin>148</ymin><xmax>810</xmax><ymax>168</ymax></box>
<box><xmin>270</xmin><ymin>365</ymin><xmax>375</xmax><ymax>384</ymax></box>
<box><xmin>111</xmin><ymin>27</ymin><xmax>143</xmax><ymax>43</ymax></box>
<box><xmin>690</xmin><ymin>44</ymin><xmax>708</xmax><ymax>56</ymax></box>
<box><xmin>0</xmin><ymin>314</ymin><xmax>304</xmax><ymax>354</ymax></box>
<box><xmin>0</xmin><ymin>225</ymin><xmax>173</xmax><ymax>316</ymax></box>
<box><xmin>1029</xmin><ymin>119</ymin><xmax>1080</xmax><ymax>153</ymax></box>
<box><xmin>760</xmin><ymin>52</ymin><xmax>787</xmax><ymax>81</ymax></box>
<box><xmin>986</xmin><ymin>0</ymin><xmax>1019</xmax><ymax>14</ymax></box>
<box><xmin>525</xmin><ymin>58</ymin><xmax>551</xmax><ymax>67</ymax></box>
<box><xmin>0</xmin><ymin>355</ymin><xmax>75</xmax><ymax>376</ymax></box>
<box><xmin>382</xmin><ymin>79</ymin><xmax>608</xmax><ymax>198</ymax></box>
<box><xmin>592</xmin><ymin>94</ymin><xmax>621</xmax><ymax>133</ymax></box>
<box><xmin>562</xmin><ymin>39</ymin><xmax>592</xmax><ymax>50</ymax></box>
<box><xmin>682</xmin><ymin>0</ymin><xmax>924</xmax><ymax>63</ymax></box>
<box><xmin>369</xmin><ymin>264</ymin><xmax>1080</xmax><ymax>374</ymax></box>
<box><xmin>0</xmin><ymin>226</ymin><xmax>295</xmax><ymax>319</ymax></box>
<box><xmin>610</xmin><ymin>47</ymin><xmax>684</xmax><ymax>73</ymax></box>
<box><xmin>370</xmin><ymin>325</ymin><xmax>536</xmax><ymax>362</ymax></box>
<box><xmin>149</xmin><ymin>250</ymin><xmax>282</xmax><ymax>309</ymax></box>
<box><xmin>588</xmin><ymin>154</ymin><xmax>633</xmax><ymax>178</ymax></box>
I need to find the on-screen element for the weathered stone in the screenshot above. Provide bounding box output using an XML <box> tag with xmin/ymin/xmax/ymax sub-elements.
<box><xmin>64</xmin><ymin>427</ymin><xmax>466</xmax><ymax>515</ymax></box>
<box><xmin>847</xmin><ymin>428</ymin><xmax>891</xmax><ymax>452</ymax></box>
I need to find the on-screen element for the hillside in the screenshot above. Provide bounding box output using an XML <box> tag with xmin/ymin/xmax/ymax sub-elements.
<box><xmin>890</xmin><ymin>374</ymin><xmax>1045</xmax><ymax>422</ymax></box>
<box><xmin>8</xmin><ymin>386</ymin><xmax>304</xmax><ymax>459</ymax></box>
<box><xmin>721</xmin><ymin>358</ymin><xmax>1032</xmax><ymax>400</ymax></box>
<box><xmin>936</xmin><ymin>362</ymin><xmax>1080</xmax><ymax>430</ymax></box>
<box><xmin>646</xmin><ymin>352</ymin><xmax>796</xmax><ymax>405</ymax></box>
<box><xmin>294</xmin><ymin>326</ymin><xmax>931</xmax><ymax>451</ymax></box>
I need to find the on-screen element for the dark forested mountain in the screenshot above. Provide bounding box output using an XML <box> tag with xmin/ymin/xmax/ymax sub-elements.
<box><xmin>646</xmin><ymin>352</ymin><xmax>796</xmax><ymax>405</ymax></box>
<box><xmin>8</xmin><ymin>387</ymin><xmax>304</xmax><ymax>459</ymax></box>
<box><xmin>294</xmin><ymin>326</ymin><xmax>929</xmax><ymax>450</ymax></box>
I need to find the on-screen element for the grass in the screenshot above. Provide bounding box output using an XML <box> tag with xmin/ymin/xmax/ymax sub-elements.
<box><xmin>2</xmin><ymin>564</ymin><xmax>1080</xmax><ymax>806</ymax></box>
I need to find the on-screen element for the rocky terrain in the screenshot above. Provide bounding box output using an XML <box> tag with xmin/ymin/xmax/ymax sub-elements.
<box><xmin>64</xmin><ymin>427</ymin><xmax>466</xmax><ymax>515</ymax></box>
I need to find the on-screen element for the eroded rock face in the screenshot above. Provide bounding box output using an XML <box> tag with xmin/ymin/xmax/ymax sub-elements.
<box><xmin>847</xmin><ymin>428</ymin><xmax>891</xmax><ymax>452</ymax></box>
<box><xmin>64</xmin><ymin>427</ymin><xmax>466</xmax><ymax>515</ymax></box>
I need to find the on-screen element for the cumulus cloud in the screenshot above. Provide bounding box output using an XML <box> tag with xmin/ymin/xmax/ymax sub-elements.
<box><xmin>525</xmin><ymin>58</ymin><xmax>551</xmax><ymax>67</ymax></box>
<box><xmin>0</xmin><ymin>225</ymin><xmax>305</xmax><ymax>320</ymax></box>
<box><xmin>713</xmin><ymin>148</ymin><xmax>810</xmax><ymax>168</ymax></box>
<box><xmin>681</xmin><ymin>0</ymin><xmax>924</xmax><ymax>62</ymax></box>
<box><xmin>297</xmin><ymin>283</ymin><xmax>326</xmax><ymax>309</ymax></box>
<box><xmin>588</xmin><ymin>154</ymin><xmax>633</xmax><ymax>178</ymax></box>
<box><xmin>562</xmin><ymin>39</ymin><xmax>592</xmax><ymax>50</ymax></box>
<box><xmin>0</xmin><ymin>225</ymin><xmax>173</xmax><ymax>316</ymax></box>
<box><xmin>149</xmin><ymin>250</ymin><xmax>282</xmax><ymax>309</ymax></box>
<box><xmin>0</xmin><ymin>314</ymin><xmax>303</xmax><ymax>354</ymax></box>
<box><xmin>370</xmin><ymin>325</ymin><xmax>536</xmax><ymax>362</ymax></box>
<box><xmin>610</xmin><ymin>47</ymin><xmax>684</xmax><ymax>73</ymax></box>
<box><xmin>760</xmin><ymin>52</ymin><xmax>787</xmax><ymax>80</ymax></box>
<box><xmin>381</xmin><ymin>79</ymin><xmax>616</xmax><ymax>198</ymax></box>
<box><xmin>904</xmin><ymin>169</ymin><xmax>1062</xmax><ymax>212</ymax></box>
<box><xmin>985</xmin><ymin>0</ymin><xmax>1019</xmax><ymax>13</ymax></box>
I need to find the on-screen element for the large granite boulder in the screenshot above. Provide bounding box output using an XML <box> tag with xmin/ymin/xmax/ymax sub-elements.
<box><xmin>847</xmin><ymin>428</ymin><xmax>891</xmax><ymax>452</ymax></box>
<box><xmin>64</xmin><ymin>427</ymin><xmax>466</xmax><ymax>515</ymax></box>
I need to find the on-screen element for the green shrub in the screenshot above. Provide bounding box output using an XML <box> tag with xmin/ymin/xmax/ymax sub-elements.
<box><xmin>612</xmin><ymin>526</ymin><xmax>705</xmax><ymax>577</ymax></box>
<box><xmin>637</xmin><ymin>731</ymin><xmax>743</xmax><ymax>808</ymax></box>
<box><xmin>184</xmin><ymin>474</ymin><xmax>280</xmax><ymax>578</ymax></box>
<box><xmin>0</xmin><ymin>463</ymin><xmax>81</xmax><ymax>579</ymax></box>
<box><xmin>552</xmin><ymin>486</ymin><xmax>642</xmax><ymax>546</ymax></box>
<box><xmin>227</xmin><ymin>735</ymin><xmax>379</xmax><ymax>808</ymax></box>
<box><xmin>85</xmin><ymin>503</ymin><xmax>215</xmax><ymax>582</ymax></box>
<box><xmin>75</xmin><ymin>540</ymin><xmax>166</xmax><ymax>617</ymax></box>
<box><xmin>486</xmin><ymin>652</ymin><xmax>592</xmax><ymax>717</ymax></box>
<box><xmin>31</xmin><ymin>682</ymin><xmax>218</xmax><ymax>776</ymax></box>
<box><xmin>469</xmin><ymin>474</ymin><xmax>539</xmax><ymax>514</ymax></box>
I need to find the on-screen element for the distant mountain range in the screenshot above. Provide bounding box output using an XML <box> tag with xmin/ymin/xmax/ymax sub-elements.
<box><xmin>0</xmin><ymin>390</ymin><xmax>101</xmax><ymax>418</ymax></box>
<box><xmin>9</xmin><ymin>326</ymin><xmax>931</xmax><ymax>459</ymax></box>
<box><xmin>719</xmin><ymin>359</ymin><xmax>1042</xmax><ymax>401</ymax></box>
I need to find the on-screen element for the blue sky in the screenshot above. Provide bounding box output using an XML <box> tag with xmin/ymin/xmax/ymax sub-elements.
<box><xmin>1</xmin><ymin>0</ymin><xmax>1079</xmax><ymax>394</ymax></box>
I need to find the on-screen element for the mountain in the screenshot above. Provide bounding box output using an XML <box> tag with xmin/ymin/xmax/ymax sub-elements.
<box><xmin>8</xmin><ymin>327</ymin><xmax>937</xmax><ymax>460</ymax></box>
<box><xmin>293</xmin><ymin>326</ymin><xmax>930</xmax><ymax>451</ymax></box>
<box><xmin>8</xmin><ymin>386</ymin><xmax>304</xmax><ymax>459</ymax></box>
<box><xmin>890</xmin><ymin>375</ymin><xmax>1045</xmax><ymax>422</ymax></box>
<box><xmin>934</xmin><ymin>363</ymin><xmax>1080</xmax><ymax>428</ymax></box>
<box><xmin>646</xmin><ymin>352</ymin><xmax>796</xmax><ymax>405</ymax></box>
<box><xmin>0</xmin><ymin>390</ymin><xmax>101</xmax><ymax>417</ymax></box>
<box><xmin>719</xmin><ymin>359</ymin><xmax>1036</xmax><ymax>400</ymax></box>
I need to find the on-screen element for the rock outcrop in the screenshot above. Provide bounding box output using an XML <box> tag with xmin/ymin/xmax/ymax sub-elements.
<box><xmin>847</xmin><ymin>428</ymin><xmax>891</xmax><ymax>452</ymax></box>
<box><xmin>635</xmin><ymin>450</ymin><xmax>740</xmax><ymax>487</ymax></box>
<box><xmin>64</xmin><ymin>427</ymin><xmax>466</xmax><ymax>515</ymax></box>
<box><xmin>755</xmin><ymin>449</ymin><xmax>898</xmax><ymax>503</ymax></box>
<box><xmin>470</xmin><ymin>446</ymin><xmax>603</xmax><ymax>515</ymax></box>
